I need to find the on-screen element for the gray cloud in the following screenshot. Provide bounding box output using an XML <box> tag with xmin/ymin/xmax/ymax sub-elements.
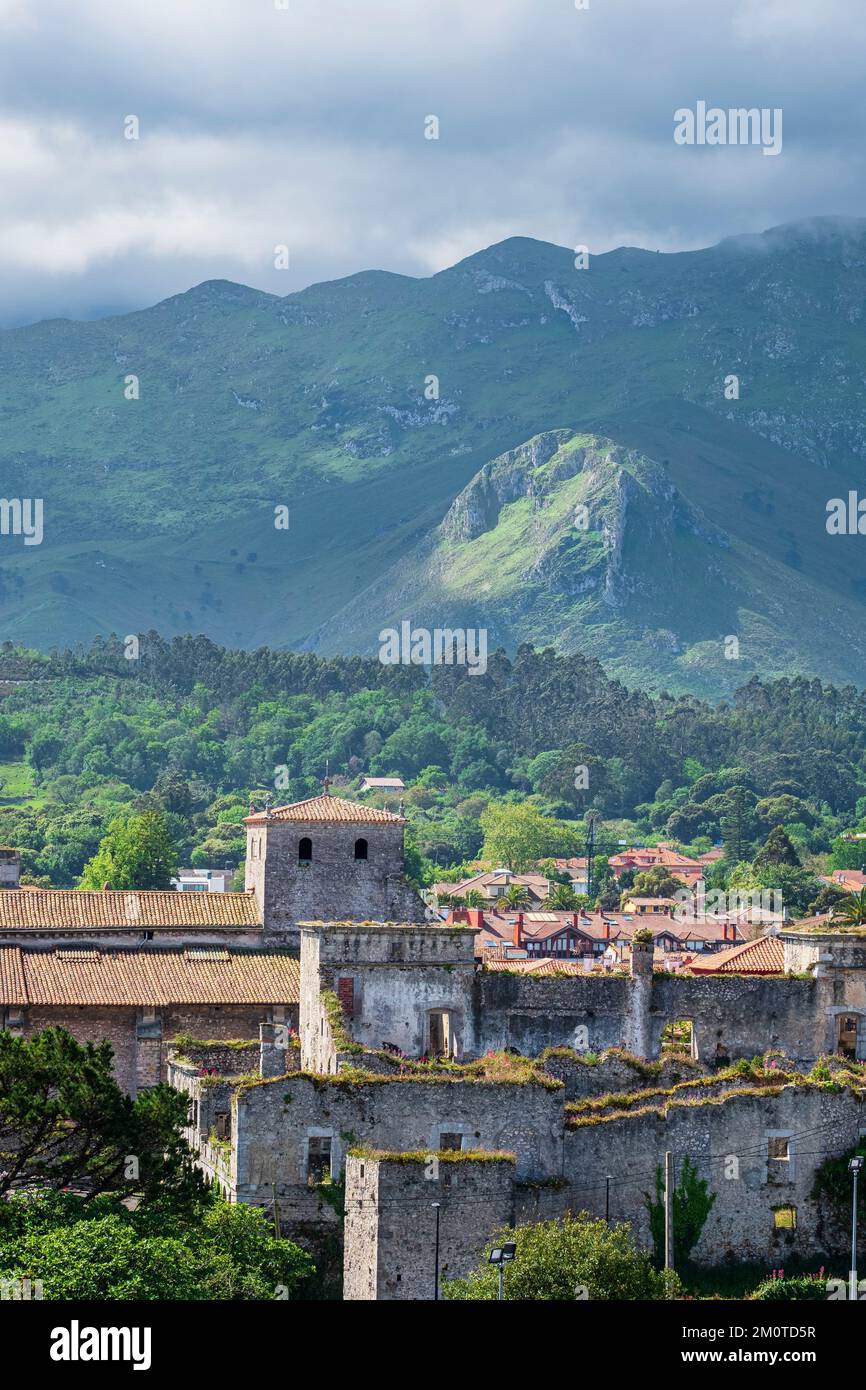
<box><xmin>0</xmin><ymin>0</ymin><xmax>863</xmax><ymax>324</ymax></box>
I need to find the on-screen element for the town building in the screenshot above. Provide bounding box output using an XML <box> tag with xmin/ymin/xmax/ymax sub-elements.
<box><xmin>608</xmin><ymin>844</ymin><xmax>704</xmax><ymax>886</ymax></box>
<box><xmin>0</xmin><ymin>790</ymin><xmax>428</xmax><ymax>1090</ymax></box>
<box><xmin>358</xmin><ymin>776</ymin><xmax>406</xmax><ymax>794</ymax></box>
<box><xmin>172</xmin><ymin>868</ymin><xmax>232</xmax><ymax>893</ymax></box>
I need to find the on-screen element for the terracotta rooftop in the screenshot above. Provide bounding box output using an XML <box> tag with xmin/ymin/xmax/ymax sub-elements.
<box><xmin>0</xmin><ymin>944</ymin><xmax>27</xmax><ymax>1004</ymax></box>
<box><xmin>0</xmin><ymin>947</ymin><xmax>299</xmax><ymax>1006</ymax></box>
<box><xmin>244</xmin><ymin>793</ymin><xmax>405</xmax><ymax>825</ymax></box>
<box><xmin>0</xmin><ymin>890</ymin><xmax>262</xmax><ymax>932</ymax></box>
<box><xmin>827</xmin><ymin>870</ymin><xmax>866</xmax><ymax>890</ymax></box>
<box><xmin>688</xmin><ymin>935</ymin><xmax>784</xmax><ymax>976</ymax></box>
<box><xmin>484</xmin><ymin>958</ymin><xmax>591</xmax><ymax>977</ymax></box>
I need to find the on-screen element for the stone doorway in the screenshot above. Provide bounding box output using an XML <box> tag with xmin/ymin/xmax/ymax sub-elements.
<box><xmin>428</xmin><ymin>1010</ymin><xmax>451</xmax><ymax>1058</ymax></box>
<box><xmin>837</xmin><ymin>1013</ymin><xmax>859</xmax><ymax>1059</ymax></box>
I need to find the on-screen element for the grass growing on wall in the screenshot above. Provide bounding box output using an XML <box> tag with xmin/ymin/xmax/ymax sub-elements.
<box><xmin>348</xmin><ymin>1147</ymin><xmax>515</xmax><ymax>1164</ymax></box>
<box><xmin>320</xmin><ymin>990</ymin><xmax>363</xmax><ymax>1055</ymax></box>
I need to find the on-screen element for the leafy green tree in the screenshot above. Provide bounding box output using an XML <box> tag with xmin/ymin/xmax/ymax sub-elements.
<box><xmin>595</xmin><ymin>881</ymin><xmax>621</xmax><ymax>912</ymax></box>
<box><xmin>830</xmin><ymin>834</ymin><xmax>866</xmax><ymax>871</ymax></box>
<box><xmin>79</xmin><ymin>809</ymin><xmax>178</xmax><ymax>889</ymax></box>
<box><xmin>480</xmin><ymin>802</ymin><xmax>557</xmax><ymax>872</ymax></box>
<box><xmin>443</xmin><ymin>1213</ymin><xmax>677</xmax><ymax>1300</ymax></box>
<box><xmin>727</xmin><ymin>860</ymin><xmax>821</xmax><ymax>916</ymax></box>
<box><xmin>502</xmin><ymin>884</ymin><xmax>530</xmax><ymax>909</ymax></box>
<box><xmin>807</xmin><ymin>883</ymin><xmax>848</xmax><ymax>916</ymax></box>
<box><xmin>0</xmin><ymin>1027</ymin><xmax>202</xmax><ymax>1205</ymax></box>
<box><xmin>645</xmin><ymin>1156</ymin><xmax>716</xmax><ymax>1265</ymax></box>
<box><xmin>548</xmin><ymin>883</ymin><xmax>579</xmax><ymax>910</ymax></box>
<box><xmin>755</xmin><ymin>795</ymin><xmax>815</xmax><ymax>829</ymax></box>
<box><xmin>0</xmin><ymin>1194</ymin><xmax>313</xmax><ymax>1301</ymax></box>
<box><xmin>753</xmin><ymin>825</ymin><xmax>801</xmax><ymax>870</ymax></box>
<box><xmin>630</xmin><ymin>866</ymin><xmax>682</xmax><ymax>899</ymax></box>
<box><xmin>720</xmin><ymin>787</ymin><xmax>758</xmax><ymax>864</ymax></box>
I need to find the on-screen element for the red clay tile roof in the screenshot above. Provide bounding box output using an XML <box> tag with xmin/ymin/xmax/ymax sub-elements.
<box><xmin>0</xmin><ymin>945</ymin><xmax>27</xmax><ymax>1004</ymax></box>
<box><xmin>609</xmin><ymin>847</ymin><xmax>702</xmax><ymax>868</ymax></box>
<box><xmin>245</xmin><ymin>793</ymin><xmax>404</xmax><ymax>825</ymax></box>
<box><xmin>484</xmin><ymin>958</ymin><xmax>590</xmax><ymax>977</ymax></box>
<box><xmin>688</xmin><ymin>935</ymin><xmax>784</xmax><ymax>975</ymax></box>
<box><xmin>0</xmin><ymin>890</ymin><xmax>262</xmax><ymax>932</ymax></box>
<box><xmin>828</xmin><ymin>870</ymin><xmax>866</xmax><ymax>890</ymax></box>
<box><xmin>0</xmin><ymin>947</ymin><xmax>299</xmax><ymax>1006</ymax></box>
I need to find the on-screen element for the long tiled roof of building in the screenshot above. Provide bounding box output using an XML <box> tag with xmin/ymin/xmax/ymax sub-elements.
<box><xmin>688</xmin><ymin>935</ymin><xmax>784</xmax><ymax>975</ymax></box>
<box><xmin>0</xmin><ymin>889</ymin><xmax>262</xmax><ymax>931</ymax></box>
<box><xmin>0</xmin><ymin>947</ymin><xmax>299</xmax><ymax>1006</ymax></box>
<box><xmin>245</xmin><ymin>793</ymin><xmax>404</xmax><ymax>825</ymax></box>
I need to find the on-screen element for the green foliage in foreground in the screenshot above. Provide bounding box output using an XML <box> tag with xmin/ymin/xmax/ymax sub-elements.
<box><xmin>0</xmin><ymin>1027</ymin><xmax>202</xmax><ymax>1206</ymax></box>
<box><xmin>0</xmin><ymin>1191</ymin><xmax>314</xmax><ymax>1300</ymax></box>
<box><xmin>751</xmin><ymin>1275</ymin><xmax>829</xmax><ymax>1301</ymax></box>
<box><xmin>442</xmin><ymin>1212</ymin><xmax>679</xmax><ymax>1300</ymax></box>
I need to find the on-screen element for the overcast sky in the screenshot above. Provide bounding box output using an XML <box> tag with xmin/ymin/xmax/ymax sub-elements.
<box><xmin>0</xmin><ymin>0</ymin><xmax>863</xmax><ymax>325</ymax></box>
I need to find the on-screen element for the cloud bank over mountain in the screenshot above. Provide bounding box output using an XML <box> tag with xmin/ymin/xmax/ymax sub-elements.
<box><xmin>0</xmin><ymin>0</ymin><xmax>864</xmax><ymax>324</ymax></box>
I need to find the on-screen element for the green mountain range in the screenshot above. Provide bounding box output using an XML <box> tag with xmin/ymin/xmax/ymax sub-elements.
<box><xmin>2</xmin><ymin>215</ymin><xmax>866</xmax><ymax>696</ymax></box>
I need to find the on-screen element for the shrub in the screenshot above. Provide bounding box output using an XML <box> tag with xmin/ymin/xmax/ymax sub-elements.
<box><xmin>752</xmin><ymin>1275</ymin><xmax>828</xmax><ymax>1301</ymax></box>
<box><xmin>442</xmin><ymin>1212</ymin><xmax>679</xmax><ymax>1301</ymax></box>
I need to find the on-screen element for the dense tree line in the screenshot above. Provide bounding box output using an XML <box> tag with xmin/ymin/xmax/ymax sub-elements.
<box><xmin>1</xmin><ymin>637</ymin><xmax>865</xmax><ymax>888</ymax></box>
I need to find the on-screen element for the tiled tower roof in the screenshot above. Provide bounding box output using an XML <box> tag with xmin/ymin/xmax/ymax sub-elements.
<box><xmin>244</xmin><ymin>793</ymin><xmax>405</xmax><ymax>825</ymax></box>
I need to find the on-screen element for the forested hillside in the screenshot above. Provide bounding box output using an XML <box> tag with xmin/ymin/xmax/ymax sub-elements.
<box><xmin>1</xmin><ymin>635</ymin><xmax>864</xmax><ymax>895</ymax></box>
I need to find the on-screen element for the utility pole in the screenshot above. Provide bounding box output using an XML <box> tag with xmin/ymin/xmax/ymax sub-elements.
<box><xmin>605</xmin><ymin>1174</ymin><xmax>611</xmax><ymax>1225</ymax></box>
<box><xmin>270</xmin><ymin>1161</ymin><xmax>281</xmax><ymax>1239</ymax></box>
<box><xmin>850</xmin><ymin>1157</ymin><xmax>863</xmax><ymax>1301</ymax></box>
<box><xmin>432</xmin><ymin>1202</ymin><xmax>441</xmax><ymax>1301</ymax></box>
<box><xmin>585</xmin><ymin>816</ymin><xmax>596</xmax><ymax>903</ymax></box>
<box><xmin>664</xmin><ymin>1151</ymin><xmax>674</xmax><ymax>1273</ymax></box>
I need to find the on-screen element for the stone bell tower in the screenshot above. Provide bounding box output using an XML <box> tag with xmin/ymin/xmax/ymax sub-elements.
<box><xmin>244</xmin><ymin>790</ymin><xmax>427</xmax><ymax>943</ymax></box>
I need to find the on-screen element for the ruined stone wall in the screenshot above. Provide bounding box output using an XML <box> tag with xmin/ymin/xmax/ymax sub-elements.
<box><xmin>169</xmin><ymin>1039</ymin><xmax>261</xmax><ymax>1076</ymax></box>
<box><xmin>563</xmin><ymin>1084</ymin><xmax>866</xmax><ymax>1264</ymax></box>
<box><xmin>229</xmin><ymin>1072</ymin><xmax>563</xmax><ymax>1229</ymax></box>
<box><xmin>541</xmin><ymin>1047</ymin><xmax>706</xmax><ymax>1100</ymax></box>
<box><xmin>343</xmin><ymin>1154</ymin><xmax>516</xmax><ymax>1300</ymax></box>
<box><xmin>649</xmin><ymin>976</ymin><xmax>821</xmax><ymax>1064</ymax></box>
<box><xmin>478</xmin><ymin>970</ymin><xmax>827</xmax><ymax>1064</ymax></box>
<box><xmin>478</xmin><ymin>972</ymin><xmax>633</xmax><ymax>1055</ymax></box>
<box><xmin>168</xmin><ymin>1058</ymin><xmax>235</xmax><ymax>1195</ymax></box>
<box><xmin>300</xmin><ymin>923</ymin><xmax>478</xmax><ymax>1066</ymax></box>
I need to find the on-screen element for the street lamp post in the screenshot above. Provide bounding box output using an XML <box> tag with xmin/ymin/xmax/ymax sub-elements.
<box><xmin>849</xmin><ymin>1157</ymin><xmax>863</xmax><ymax>1301</ymax></box>
<box><xmin>488</xmin><ymin>1242</ymin><xmax>516</xmax><ymax>1301</ymax></box>
<box><xmin>432</xmin><ymin>1203</ymin><xmax>441</xmax><ymax>1301</ymax></box>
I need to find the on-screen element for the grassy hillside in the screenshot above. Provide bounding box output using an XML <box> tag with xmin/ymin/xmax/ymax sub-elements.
<box><xmin>2</xmin><ymin>217</ymin><xmax>866</xmax><ymax>693</ymax></box>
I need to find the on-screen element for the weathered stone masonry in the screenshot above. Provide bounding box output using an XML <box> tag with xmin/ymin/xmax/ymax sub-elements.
<box><xmin>343</xmin><ymin>1154</ymin><xmax>516</xmax><ymax>1301</ymax></box>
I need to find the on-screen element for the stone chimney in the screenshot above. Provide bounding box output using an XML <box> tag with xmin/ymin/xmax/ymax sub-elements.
<box><xmin>0</xmin><ymin>848</ymin><xmax>20</xmax><ymax>890</ymax></box>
